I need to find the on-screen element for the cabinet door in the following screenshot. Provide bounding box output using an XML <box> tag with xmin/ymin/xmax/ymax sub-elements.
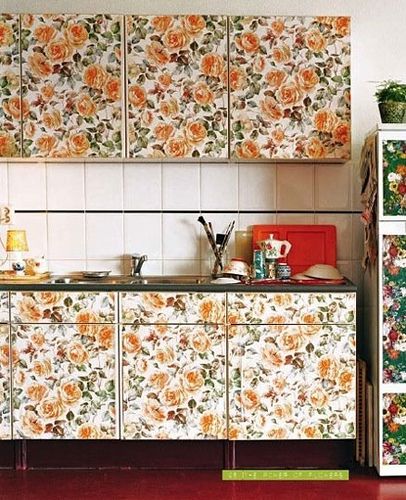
<box><xmin>228</xmin><ymin>324</ymin><xmax>356</xmax><ymax>440</ymax></box>
<box><xmin>0</xmin><ymin>14</ymin><xmax>21</xmax><ymax>158</ymax></box>
<box><xmin>0</xmin><ymin>292</ymin><xmax>9</xmax><ymax>323</ymax></box>
<box><xmin>382</xmin><ymin>392</ymin><xmax>406</xmax><ymax>472</ymax></box>
<box><xmin>20</xmin><ymin>14</ymin><xmax>124</xmax><ymax>158</ymax></box>
<box><xmin>126</xmin><ymin>15</ymin><xmax>228</xmax><ymax>159</ymax></box>
<box><xmin>122</xmin><ymin>324</ymin><xmax>226</xmax><ymax>439</ymax></box>
<box><xmin>229</xmin><ymin>16</ymin><xmax>350</xmax><ymax>160</ymax></box>
<box><xmin>12</xmin><ymin>323</ymin><xmax>118</xmax><ymax>439</ymax></box>
<box><xmin>0</xmin><ymin>324</ymin><xmax>11</xmax><ymax>439</ymax></box>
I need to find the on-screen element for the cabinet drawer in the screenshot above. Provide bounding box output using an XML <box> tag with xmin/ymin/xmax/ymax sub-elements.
<box><xmin>382</xmin><ymin>393</ymin><xmax>406</xmax><ymax>467</ymax></box>
<box><xmin>122</xmin><ymin>323</ymin><xmax>226</xmax><ymax>439</ymax></box>
<box><xmin>120</xmin><ymin>292</ymin><xmax>225</xmax><ymax>324</ymax></box>
<box><xmin>0</xmin><ymin>324</ymin><xmax>11</xmax><ymax>440</ymax></box>
<box><xmin>0</xmin><ymin>293</ymin><xmax>9</xmax><ymax>323</ymax></box>
<box><xmin>11</xmin><ymin>292</ymin><xmax>116</xmax><ymax>324</ymax></box>
<box><xmin>227</xmin><ymin>292</ymin><xmax>356</xmax><ymax>325</ymax></box>
<box><xmin>228</xmin><ymin>324</ymin><xmax>356</xmax><ymax>440</ymax></box>
<box><xmin>12</xmin><ymin>323</ymin><xmax>118</xmax><ymax>439</ymax></box>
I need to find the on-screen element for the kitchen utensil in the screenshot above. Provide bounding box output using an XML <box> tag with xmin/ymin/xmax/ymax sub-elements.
<box><xmin>82</xmin><ymin>271</ymin><xmax>111</xmax><ymax>279</ymax></box>
<box><xmin>221</xmin><ymin>220</ymin><xmax>235</xmax><ymax>254</ymax></box>
<box><xmin>198</xmin><ymin>215</ymin><xmax>224</xmax><ymax>275</ymax></box>
<box><xmin>258</xmin><ymin>234</ymin><xmax>292</xmax><ymax>260</ymax></box>
<box><xmin>303</xmin><ymin>264</ymin><xmax>343</xmax><ymax>280</ymax></box>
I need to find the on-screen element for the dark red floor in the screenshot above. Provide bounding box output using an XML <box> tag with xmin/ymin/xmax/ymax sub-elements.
<box><xmin>0</xmin><ymin>469</ymin><xmax>405</xmax><ymax>500</ymax></box>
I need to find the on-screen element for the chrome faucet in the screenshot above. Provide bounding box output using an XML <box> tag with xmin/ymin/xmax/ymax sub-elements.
<box><xmin>130</xmin><ymin>254</ymin><xmax>148</xmax><ymax>277</ymax></box>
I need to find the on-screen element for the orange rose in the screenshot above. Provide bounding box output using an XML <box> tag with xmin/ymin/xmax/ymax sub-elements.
<box><xmin>333</xmin><ymin>17</ymin><xmax>350</xmax><ymax>37</ymax></box>
<box><xmin>68</xmin><ymin>132</ymin><xmax>90</xmax><ymax>156</ymax></box>
<box><xmin>271</xmin><ymin>20</ymin><xmax>285</xmax><ymax>36</ymax></box>
<box><xmin>300</xmin><ymin>313</ymin><xmax>322</xmax><ymax>335</ymax></box>
<box><xmin>146</xmin><ymin>41</ymin><xmax>170</xmax><ymax>67</ymax></box>
<box><xmin>230</xmin><ymin>66</ymin><xmax>247</xmax><ymax>91</ymax></box>
<box><xmin>318</xmin><ymin>356</ymin><xmax>339</xmax><ymax>380</ymax></box>
<box><xmin>151</xmin><ymin>16</ymin><xmax>173</xmax><ymax>32</ymax></box>
<box><xmin>240</xmin><ymin>388</ymin><xmax>260</xmax><ymax>411</ymax></box>
<box><xmin>83</xmin><ymin>64</ymin><xmax>108</xmax><ymax>90</ymax></box>
<box><xmin>185</xmin><ymin>121</ymin><xmax>207</xmax><ymax>145</ymax></box>
<box><xmin>305</xmin><ymin>29</ymin><xmax>327</xmax><ymax>52</ymax></box>
<box><xmin>228</xmin><ymin>426</ymin><xmax>240</xmax><ymax>440</ymax></box>
<box><xmin>182</xmin><ymin>369</ymin><xmax>204</xmax><ymax>393</ymax></box>
<box><xmin>45</xmin><ymin>39</ymin><xmax>73</xmax><ymax>63</ymax></box>
<box><xmin>193</xmin><ymin>82</ymin><xmax>214</xmax><ymax>105</ymax></box>
<box><xmin>333</xmin><ymin>121</ymin><xmax>350</xmax><ymax>144</ymax></box>
<box><xmin>143</xmin><ymin>399</ymin><xmax>166</xmax><ymax>422</ymax></box>
<box><xmin>198</xmin><ymin>297</ymin><xmax>224</xmax><ymax>323</ymax></box>
<box><xmin>96</xmin><ymin>325</ymin><xmax>114</xmax><ymax>350</ymax></box>
<box><xmin>235</xmin><ymin>139</ymin><xmax>261</xmax><ymax>159</ymax></box>
<box><xmin>33</xmin><ymin>359</ymin><xmax>53</xmax><ymax>378</ymax></box>
<box><xmin>260</xmin><ymin>96</ymin><xmax>283</xmax><ymax>121</ymax></box>
<box><xmin>163</xmin><ymin>28</ymin><xmax>188</xmax><ymax>52</ymax></box>
<box><xmin>28</xmin><ymin>52</ymin><xmax>53</xmax><ymax>78</ymax></box>
<box><xmin>22</xmin><ymin>15</ymin><xmax>34</xmax><ymax>28</ymax></box>
<box><xmin>40</xmin><ymin>83</ymin><xmax>55</xmax><ymax>101</ymax></box>
<box><xmin>36</xmin><ymin>135</ymin><xmax>57</xmax><ymax>154</ymax></box>
<box><xmin>200</xmin><ymin>411</ymin><xmax>223</xmax><ymax>437</ymax></box>
<box><xmin>278</xmin><ymin>331</ymin><xmax>304</xmax><ymax>351</ymax></box>
<box><xmin>274</xmin><ymin>403</ymin><xmax>293</xmax><ymax>419</ymax></box>
<box><xmin>200</xmin><ymin>53</ymin><xmax>225</xmax><ymax>78</ymax></box>
<box><xmin>161</xmin><ymin>386</ymin><xmax>184</xmax><ymax>406</ymax></box>
<box><xmin>75</xmin><ymin>310</ymin><xmax>100</xmax><ymax>337</ymax></box>
<box><xmin>272</xmin><ymin>128</ymin><xmax>285</xmax><ymax>145</ymax></box>
<box><xmin>18</xmin><ymin>296</ymin><xmax>42</xmax><ymax>322</ymax></box>
<box><xmin>42</xmin><ymin>110</ymin><xmax>62</xmax><ymax>130</ymax></box>
<box><xmin>154</xmin><ymin>124</ymin><xmax>174</xmax><ymax>142</ymax></box>
<box><xmin>37</xmin><ymin>292</ymin><xmax>63</xmax><ymax>306</ymax></box>
<box><xmin>76</xmin><ymin>94</ymin><xmax>97</xmax><ymax>117</ymax></box>
<box><xmin>142</xmin><ymin>292</ymin><xmax>166</xmax><ymax>309</ymax></box>
<box><xmin>30</xmin><ymin>329</ymin><xmax>45</xmax><ymax>348</ymax></box>
<box><xmin>309</xmin><ymin>386</ymin><xmax>329</xmax><ymax>408</ymax></box>
<box><xmin>183</xmin><ymin>15</ymin><xmax>206</xmax><ymax>35</ymax></box>
<box><xmin>3</xmin><ymin>96</ymin><xmax>30</xmax><ymax>120</ymax></box>
<box><xmin>65</xmin><ymin>23</ymin><xmax>89</xmax><ymax>48</ymax></box>
<box><xmin>273</xmin><ymin>376</ymin><xmax>287</xmax><ymax>393</ymax></box>
<box><xmin>122</xmin><ymin>331</ymin><xmax>142</xmax><ymax>354</ymax></box>
<box><xmin>77</xmin><ymin>423</ymin><xmax>101</xmax><ymax>439</ymax></box>
<box><xmin>155</xmin><ymin>345</ymin><xmax>175</xmax><ymax>364</ymax></box>
<box><xmin>160</xmin><ymin>98</ymin><xmax>179</xmax><ymax>119</ymax></box>
<box><xmin>148</xmin><ymin>371</ymin><xmax>170</xmax><ymax>390</ymax></box>
<box><xmin>387</xmin><ymin>422</ymin><xmax>400</xmax><ymax>434</ymax></box>
<box><xmin>272</xmin><ymin>44</ymin><xmax>291</xmax><ymax>64</ymax></box>
<box><xmin>314</xmin><ymin>108</ymin><xmax>338</xmax><ymax>133</ymax></box>
<box><xmin>265</xmin><ymin>69</ymin><xmax>287</xmax><ymax>88</ymax></box>
<box><xmin>191</xmin><ymin>330</ymin><xmax>212</xmax><ymax>353</ymax></box>
<box><xmin>24</xmin><ymin>122</ymin><xmax>36</xmax><ymax>139</ymax></box>
<box><xmin>302</xmin><ymin>425</ymin><xmax>322</xmax><ymax>439</ymax></box>
<box><xmin>253</xmin><ymin>55</ymin><xmax>266</xmax><ymax>73</ymax></box>
<box><xmin>305</xmin><ymin>137</ymin><xmax>326</xmax><ymax>159</ymax></box>
<box><xmin>104</xmin><ymin>77</ymin><xmax>121</xmax><ymax>101</ymax></box>
<box><xmin>267</xmin><ymin>427</ymin><xmax>288</xmax><ymax>439</ymax></box>
<box><xmin>296</xmin><ymin>67</ymin><xmax>319</xmax><ymax>92</ymax></box>
<box><xmin>276</xmin><ymin>82</ymin><xmax>302</xmax><ymax>107</ymax></box>
<box><xmin>26</xmin><ymin>383</ymin><xmax>48</xmax><ymax>402</ymax></box>
<box><xmin>38</xmin><ymin>397</ymin><xmax>64</xmax><ymax>419</ymax></box>
<box><xmin>338</xmin><ymin>370</ymin><xmax>353</xmax><ymax>391</ymax></box>
<box><xmin>235</xmin><ymin>32</ymin><xmax>260</xmax><ymax>53</ymax></box>
<box><xmin>128</xmin><ymin>84</ymin><xmax>147</xmax><ymax>108</ymax></box>
<box><xmin>262</xmin><ymin>346</ymin><xmax>283</xmax><ymax>368</ymax></box>
<box><xmin>66</xmin><ymin>342</ymin><xmax>89</xmax><ymax>365</ymax></box>
<box><xmin>15</xmin><ymin>369</ymin><xmax>26</xmax><ymax>386</ymax></box>
<box><xmin>34</xmin><ymin>25</ymin><xmax>56</xmax><ymax>44</ymax></box>
<box><xmin>21</xmin><ymin>411</ymin><xmax>45</xmax><ymax>437</ymax></box>
<box><xmin>164</xmin><ymin>137</ymin><xmax>191</xmax><ymax>158</ymax></box>
<box><xmin>158</xmin><ymin>73</ymin><xmax>172</xmax><ymax>88</ymax></box>
<box><xmin>0</xmin><ymin>132</ymin><xmax>16</xmax><ymax>157</ymax></box>
<box><xmin>60</xmin><ymin>380</ymin><xmax>82</xmax><ymax>405</ymax></box>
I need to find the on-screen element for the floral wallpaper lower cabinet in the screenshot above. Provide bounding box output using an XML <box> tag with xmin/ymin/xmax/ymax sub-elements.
<box><xmin>0</xmin><ymin>324</ymin><xmax>11</xmax><ymax>439</ymax></box>
<box><xmin>228</xmin><ymin>324</ymin><xmax>356</xmax><ymax>440</ymax></box>
<box><xmin>382</xmin><ymin>393</ymin><xmax>406</xmax><ymax>466</ymax></box>
<box><xmin>0</xmin><ymin>292</ymin><xmax>9</xmax><ymax>323</ymax></box>
<box><xmin>12</xmin><ymin>323</ymin><xmax>118</xmax><ymax>439</ymax></box>
<box><xmin>122</xmin><ymin>324</ymin><xmax>226</xmax><ymax>439</ymax></box>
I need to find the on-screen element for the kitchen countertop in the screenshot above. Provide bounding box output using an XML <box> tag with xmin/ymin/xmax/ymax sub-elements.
<box><xmin>0</xmin><ymin>275</ymin><xmax>357</xmax><ymax>293</ymax></box>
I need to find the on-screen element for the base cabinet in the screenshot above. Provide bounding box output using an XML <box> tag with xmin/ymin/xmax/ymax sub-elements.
<box><xmin>0</xmin><ymin>324</ymin><xmax>11</xmax><ymax>439</ymax></box>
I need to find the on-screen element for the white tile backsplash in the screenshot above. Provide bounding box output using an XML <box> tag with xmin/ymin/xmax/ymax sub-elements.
<box><xmin>47</xmin><ymin>162</ymin><xmax>85</xmax><ymax>210</ymax></box>
<box><xmin>85</xmin><ymin>163</ymin><xmax>123</xmax><ymax>210</ymax></box>
<box><xmin>86</xmin><ymin>213</ymin><xmax>124</xmax><ymax>259</ymax></box>
<box><xmin>201</xmin><ymin>163</ymin><xmax>238</xmax><ymax>210</ymax></box>
<box><xmin>163</xmin><ymin>163</ymin><xmax>200</xmax><ymax>210</ymax></box>
<box><xmin>239</xmin><ymin>163</ymin><xmax>276</xmax><ymax>210</ymax></box>
<box><xmin>123</xmin><ymin>163</ymin><xmax>162</xmax><ymax>210</ymax></box>
<box><xmin>0</xmin><ymin>162</ymin><xmax>8</xmax><ymax>202</ymax></box>
<box><xmin>47</xmin><ymin>213</ymin><xmax>86</xmax><ymax>260</ymax></box>
<box><xmin>162</xmin><ymin>213</ymin><xmax>200</xmax><ymax>260</ymax></box>
<box><xmin>8</xmin><ymin>162</ymin><xmax>46</xmax><ymax>210</ymax></box>
<box><xmin>13</xmin><ymin>212</ymin><xmax>48</xmax><ymax>258</ymax></box>
<box><xmin>124</xmin><ymin>213</ymin><xmax>162</xmax><ymax>259</ymax></box>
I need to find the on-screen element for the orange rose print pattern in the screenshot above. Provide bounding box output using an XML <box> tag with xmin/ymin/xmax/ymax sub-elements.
<box><xmin>122</xmin><ymin>324</ymin><xmax>226</xmax><ymax>439</ymax></box>
<box><xmin>0</xmin><ymin>322</ymin><xmax>11</xmax><ymax>439</ymax></box>
<box><xmin>21</xmin><ymin>14</ymin><xmax>123</xmax><ymax>157</ymax></box>
<box><xmin>12</xmin><ymin>323</ymin><xmax>117</xmax><ymax>439</ymax></box>
<box><xmin>230</xmin><ymin>16</ymin><xmax>351</xmax><ymax>160</ymax></box>
<box><xmin>0</xmin><ymin>14</ymin><xmax>21</xmax><ymax>157</ymax></box>
<box><xmin>126</xmin><ymin>15</ymin><xmax>228</xmax><ymax>158</ymax></box>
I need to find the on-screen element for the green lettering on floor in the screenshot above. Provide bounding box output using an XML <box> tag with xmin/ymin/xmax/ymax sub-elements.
<box><xmin>222</xmin><ymin>470</ymin><xmax>349</xmax><ymax>481</ymax></box>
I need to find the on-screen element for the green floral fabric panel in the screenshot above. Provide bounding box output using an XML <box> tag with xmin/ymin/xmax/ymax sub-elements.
<box><xmin>228</xmin><ymin>324</ymin><xmax>356</xmax><ymax>440</ymax></box>
<box><xmin>126</xmin><ymin>15</ymin><xmax>228</xmax><ymax>158</ymax></box>
<box><xmin>382</xmin><ymin>235</ymin><xmax>406</xmax><ymax>383</ymax></box>
<box><xmin>122</xmin><ymin>324</ymin><xmax>226</xmax><ymax>439</ymax></box>
<box><xmin>0</xmin><ymin>14</ymin><xmax>21</xmax><ymax>157</ymax></box>
<box><xmin>20</xmin><ymin>14</ymin><xmax>123</xmax><ymax>157</ymax></box>
<box><xmin>12</xmin><ymin>323</ymin><xmax>117</xmax><ymax>439</ymax></box>
<box><xmin>383</xmin><ymin>393</ymin><xmax>406</xmax><ymax>465</ymax></box>
<box><xmin>382</xmin><ymin>141</ymin><xmax>406</xmax><ymax>216</ymax></box>
<box><xmin>0</xmin><ymin>324</ymin><xmax>11</xmax><ymax>439</ymax></box>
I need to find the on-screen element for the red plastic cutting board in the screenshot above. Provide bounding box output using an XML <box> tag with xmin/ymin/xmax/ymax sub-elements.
<box><xmin>252</xmin><ymin>224</ymin><xmax>337</xmax><ymax>275</ymax></box>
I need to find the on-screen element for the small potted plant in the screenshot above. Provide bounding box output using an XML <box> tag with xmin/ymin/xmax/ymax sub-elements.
<box><xmin>375</xmin><ymin>80</ymin><xmax>406</xmax><ymax>123</ymax></box>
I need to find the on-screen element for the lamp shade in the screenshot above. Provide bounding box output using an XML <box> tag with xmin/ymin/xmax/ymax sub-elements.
<box><xmin>6</xmin><ymin>230</ymin><xmax>29</xmax><ymax>252</ymax></box>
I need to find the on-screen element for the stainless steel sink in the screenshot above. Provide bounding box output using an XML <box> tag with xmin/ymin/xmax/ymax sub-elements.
<box><xmin>48</xmin><ymin>275</ymin><xmax>210</xmax><ymax>285</ymax></box>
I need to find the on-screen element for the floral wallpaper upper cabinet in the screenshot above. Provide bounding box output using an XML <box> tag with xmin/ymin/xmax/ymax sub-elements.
<box><xmin>382</xmin><ymin>392</ymin><xmax>406</xmax><ymax>466</ymax></box>
<box><xmin>381</xmin><ymin>139</ymin><xmax>406</xmax><ymax>218</ymax></box>
<box><xmin>0</xmin><ymin>324</ymin><xmax>11</xmax><ymax>439</ymax></box>
<box><xmin>12</xmin><ymin>323</ymin><xmax>118</xmax><ymax>439</ymax></box>
<box><xmin>0</xmin><ymin>292</ymin><xmax>9</xmax><ymax>323</ymax></box>
<box><xmin>11</xmin><ymin>291</ymin><xmax>116</xmax><ymax>324</ymax></box>
<box><xmin>20</xmin><ymin>14</ymin><xmax>123</xmax><ymax>158</ymax></box>
<box><xmin>228</xmin><ymin>323</ymin><xmax>356</xmax><ymax>440</ymax></box>
<box><xmin>0</xmin><ymin>14</ymin><xmax>21</xmax><ymax>157</ymax></box>
<box><xmin>229</xmin><ymin>16</ymin><xmax>351</xmax><ymax>160</ymax></box>
<box><xmin>227</xmin><ymin>292</ymin><xmax>356</xmax><ymax>325</ymax></box>
<box><xmin>122</xmin><ymin>324</ymin><xmax>226</xmax><ymax>439</ymax></box>
<box><xmin>126</xmin><ymin>15</ymin><xmax>228</xmax><ymax>159</ymax></box>
<box><xmin>120</xmin><ymin>292</ymin><xmax>225</xmax><ymax>325</ymax></box>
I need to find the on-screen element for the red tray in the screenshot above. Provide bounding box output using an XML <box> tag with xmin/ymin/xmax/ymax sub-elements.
<box><xmin>252</xmin><ymin>224</ymin><xmax>337</xmax><ymax>275</ymax></box>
